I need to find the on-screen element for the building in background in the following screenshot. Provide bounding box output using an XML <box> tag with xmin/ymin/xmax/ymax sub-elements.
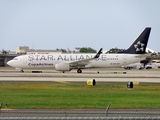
<box><xmin>16</xmin><ymin>46</ymin><xmax>62</xmax><ymax>54</ymax></box>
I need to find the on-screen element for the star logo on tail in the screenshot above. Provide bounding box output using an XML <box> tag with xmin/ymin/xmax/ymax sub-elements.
<box><xmin>134</xmin><ymin>41</ymin><xmax>145</xmax><ymax>52</ymax></box>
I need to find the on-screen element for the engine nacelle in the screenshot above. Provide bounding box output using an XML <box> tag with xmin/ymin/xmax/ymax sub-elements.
<box><xmin>55</xmin><ymin>63</ymin><xmax>70</xmax><ymax>71</ymax></box>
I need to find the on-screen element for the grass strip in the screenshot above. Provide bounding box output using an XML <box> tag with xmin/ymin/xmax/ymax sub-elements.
<box><xmin>0</xmin><ymin>82</ymin><xmax>160</xmax><ymax>108</ymax></box>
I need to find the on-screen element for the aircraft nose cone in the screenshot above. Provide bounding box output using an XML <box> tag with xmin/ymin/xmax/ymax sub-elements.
<box><xmin>7</xmin><ymin>60</ymin><xmax>13</xmax><ymax>67</ymax></box>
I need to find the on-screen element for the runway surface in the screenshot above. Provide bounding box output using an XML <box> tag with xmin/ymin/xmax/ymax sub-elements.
<box><xmin>0</xmin><ymin>67</ymin><xmax>160</xmax><ymax>83</ymax></box>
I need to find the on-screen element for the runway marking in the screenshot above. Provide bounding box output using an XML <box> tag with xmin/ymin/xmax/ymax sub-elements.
<box><xmin>133</xmin><ymin>82</ymin><xmax>140</xmax><ymax>85</ymax></box>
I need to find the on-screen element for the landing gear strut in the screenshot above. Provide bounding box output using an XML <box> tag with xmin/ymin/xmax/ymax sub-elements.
<box><xmin>77</xmin><ymin>69</ymin><xmax>82</xmax><ymax>73</ymax></box>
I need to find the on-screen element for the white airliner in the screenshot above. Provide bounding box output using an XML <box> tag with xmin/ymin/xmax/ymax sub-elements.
<box><xmin>7</xmin><ymin>27</ymin><xmax>151</xmax><ymax>73</ymax></box>
<box><xmin>123</xmin><ymin>48</ymin><xmax>156</xmax><ymax>70</ymax></box>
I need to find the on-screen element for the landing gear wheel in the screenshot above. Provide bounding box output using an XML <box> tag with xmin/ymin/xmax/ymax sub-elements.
<box><xmin>77</xmin><ymin>69</ymin><xmax>82</xmax><ymax>73</ymax></box>
<box><xmin>21</xmin><ymin>70</ymin><xmax>24</xmax><ymax>73</ymax></box>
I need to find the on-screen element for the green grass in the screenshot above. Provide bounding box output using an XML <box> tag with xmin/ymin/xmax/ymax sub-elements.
<box><xmin>0</xmin><ymin>82</ymin><xmax>160</xmax><ymax>109</ymax></box>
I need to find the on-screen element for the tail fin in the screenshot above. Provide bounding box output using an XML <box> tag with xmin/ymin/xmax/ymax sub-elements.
<box><xmin>118</xmin><ymin>27</ymin><xmax>151</xmax><ymax>54</ymax></box>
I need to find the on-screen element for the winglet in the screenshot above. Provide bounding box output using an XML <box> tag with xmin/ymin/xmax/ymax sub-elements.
<box><xmin>94</xmin><ymin>48</ymin><xmax>103</xmax><ymax>58</ymax></box>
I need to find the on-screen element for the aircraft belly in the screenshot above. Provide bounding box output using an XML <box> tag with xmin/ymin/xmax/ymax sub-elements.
<box><xmin>91</xmin><ymin>61</ymin><xmax>115</xmax><ymax>68</ymax></box>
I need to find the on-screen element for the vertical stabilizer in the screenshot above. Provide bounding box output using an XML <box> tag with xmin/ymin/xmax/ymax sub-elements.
<box><xmin>118</xmin><ymin>27</ymin><xmax>151</xmax><ymax>54</ymax></box>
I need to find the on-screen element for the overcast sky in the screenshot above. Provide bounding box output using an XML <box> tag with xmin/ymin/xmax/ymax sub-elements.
<box><xmin>0</xmin><ymin>0</ymin><xmax>160</xmax><ymax>52</ymax></box>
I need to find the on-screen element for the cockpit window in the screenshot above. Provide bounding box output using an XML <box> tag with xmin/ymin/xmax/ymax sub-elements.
<box><xmin>13</xmin><ymin>58</ymin><xmax>18</xmax><ymax>60</ymax></box>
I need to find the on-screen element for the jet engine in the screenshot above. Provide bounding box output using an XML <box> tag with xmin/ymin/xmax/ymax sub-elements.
<box><xmin>55</xmin><ymin>63</ymin><xmax>71</xmax><ymax>71</ymax></box>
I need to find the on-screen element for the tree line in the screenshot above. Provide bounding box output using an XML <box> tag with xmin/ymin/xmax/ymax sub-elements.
<box><xmin>56</xmin><ymin>47</ymin><xmax>124</xmax><ymax>53</ymax></box>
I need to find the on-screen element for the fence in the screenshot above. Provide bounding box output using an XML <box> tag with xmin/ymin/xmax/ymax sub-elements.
<box><xmin>0</xmin><ymin>103</ymin><xmax>160</xmax><ymax>119</ymax></box>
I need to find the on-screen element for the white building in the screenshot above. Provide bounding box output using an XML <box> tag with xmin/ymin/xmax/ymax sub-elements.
<box><xmin>16</xmin><ymin>46</ymin><xmax>62</xmax><ymax>54</ymax></box>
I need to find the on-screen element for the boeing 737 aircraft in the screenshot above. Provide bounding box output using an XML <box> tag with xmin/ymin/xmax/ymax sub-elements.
<box><xmin>7</xmin><ymin>27</ymin><xmax>151</xmax><ymax>73</ymax></box>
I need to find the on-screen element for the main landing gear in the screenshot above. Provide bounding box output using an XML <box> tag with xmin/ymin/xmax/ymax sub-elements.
<box><xmin>77</xmin><ymin>69</ymin><xmax>82</xmax><ymax>73</ymax></box>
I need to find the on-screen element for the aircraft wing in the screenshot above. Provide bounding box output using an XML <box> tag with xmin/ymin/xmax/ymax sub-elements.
<box><xmin>69</xmin><ymin>48</ymin><xmax>103</xmax><ymax>67</ymax></box>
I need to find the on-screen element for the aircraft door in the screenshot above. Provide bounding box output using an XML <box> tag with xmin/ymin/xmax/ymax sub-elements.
<box><xmin>23</xmin><ymin>56</ymin><xmax>27</xmax><ymax>64</ymax></box>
